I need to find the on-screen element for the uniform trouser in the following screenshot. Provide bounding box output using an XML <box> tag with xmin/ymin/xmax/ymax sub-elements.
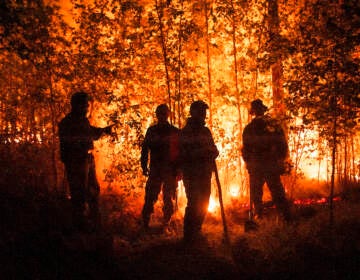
<box><xmin>183</xmin><ymin>172</ymin><xmax>212</xmax><ymax>240</ymax></box>
<box><xmin>65</xmin><ymin>154</ymin><xmax>100</xmax><ymax>229</ymax></box>
<box><xmin>141</xmin><ymin>170</ymin><xmax>177</xmax><ymax>225</ymax></box>
<box><xmin>248</xmin><ymin>166</ymin><xmax>291</xmax><ymax>221</ymax></box>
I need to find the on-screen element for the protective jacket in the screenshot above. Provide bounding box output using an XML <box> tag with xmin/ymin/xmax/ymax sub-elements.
<box><xmin>58</xmin><ymin>113</ymin><xmax>105</xmax><ymax>163</ymax></box>
<box><xmin>242</xmin><ymin>115</ymin><xmax>288</xmax><ymax>171</ymax></box>
<box><xmin>141</xmin><ymin>122</ymin><xmax>180</xmax><ymax>174</ymax></box>
<box><xmin>179</xmin><ymin>118</ymin><xmax>219</xmax><ymax>176</ymax></box>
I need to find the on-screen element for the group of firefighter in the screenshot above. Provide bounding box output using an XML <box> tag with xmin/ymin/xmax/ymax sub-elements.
<box><xmin>58</xmin><ymin>91</ymin><xmax>292</xmax><ymax>242</ymax></box>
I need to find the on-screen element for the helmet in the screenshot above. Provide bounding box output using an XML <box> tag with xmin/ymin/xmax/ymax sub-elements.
<box><xmin>250</xmin><ymin>99</ymin><xmax>268</xmax><ymax>114</ymax></box>
<box><xmin>71</xmin><ymin>91</ymin><xmax>90</xmax><ymax>109</ymax></box>
<box><xmin>190</xmin><ymin>100</ymin><xmax>209</xmax><ymax>116</ymax></box>
<box><xmin>155</xmin><ymin>104</ymin><xmax>170</xmax><ymax>116</ymax></box>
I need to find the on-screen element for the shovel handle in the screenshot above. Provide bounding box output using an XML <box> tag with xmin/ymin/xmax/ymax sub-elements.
<box><xmin>213</xmin><ymin>161</ymin><xmax>229</xmax><ymax>242</ymax></box>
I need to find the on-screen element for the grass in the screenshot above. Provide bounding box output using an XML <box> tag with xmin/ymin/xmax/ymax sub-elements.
<box><xmin>0</xmin><ymin>186</ymin><xmax>360</xmax><ymax>279</ymax></box>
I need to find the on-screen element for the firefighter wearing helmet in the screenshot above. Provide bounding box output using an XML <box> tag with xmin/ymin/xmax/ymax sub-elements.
<box><xmin>58</xmin><ymin>91</ymin><xmax>114</xmax><ymax>232</ymax></box>
<box><xmin>242</xmin><ymin>99</ymin><xmax>292</xmax><ymax>222</ymax></box>
<box><xmin>140</xmin><ymin>104</ymin><xmax>180</xmax><ymax>229</ymax></box>
<box><xmin>179</xmin><ymin>100</ymin><xmax>219</xmax><ymax>243</ymax></box>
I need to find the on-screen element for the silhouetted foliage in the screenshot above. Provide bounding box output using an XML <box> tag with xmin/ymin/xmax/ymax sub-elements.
<box><xmin>0</xmin><ymin>0</ymin><xmax>359</xmax><ymax>203</ymax></box>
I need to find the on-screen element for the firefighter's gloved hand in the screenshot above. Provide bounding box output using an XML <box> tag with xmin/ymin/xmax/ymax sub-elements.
<box><xmin>142</xmin><ymin>168</ymin><xmax>149</xmax><ymax>176</ymax></box>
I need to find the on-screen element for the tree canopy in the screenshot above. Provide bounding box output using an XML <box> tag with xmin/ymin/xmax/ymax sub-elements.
<box><xmin>0</xmin><ymin>0</ymin><xmax>359</xmax><ymax>194</ymax></box>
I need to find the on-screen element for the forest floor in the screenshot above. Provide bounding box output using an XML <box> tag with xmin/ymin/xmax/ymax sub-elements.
<box><xmin>1</xmin><ymin>188</ymin><xmax>360</xmax><ymax>280</ymax></box>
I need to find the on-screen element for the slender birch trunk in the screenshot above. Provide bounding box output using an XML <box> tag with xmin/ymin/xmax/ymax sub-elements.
<box><xmin>203</xmin><ymin>0</ymin><xmax>213</xmax><ymax>129</ymax></box>
<box><xmin>155</xmin><ymin>0</ymin><xmax>172</xmax><ymax>124</ymax></box>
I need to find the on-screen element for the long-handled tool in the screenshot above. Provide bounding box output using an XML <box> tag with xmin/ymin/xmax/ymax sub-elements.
<box><xmin>244</xmin><ymin>183</ymin><xmax>258</xmax><ymax>232</ymax></box>
<box><xmin>213</xmin><ymin>161</ymin><xmax>231</xmax><ymax>246</ymax></box>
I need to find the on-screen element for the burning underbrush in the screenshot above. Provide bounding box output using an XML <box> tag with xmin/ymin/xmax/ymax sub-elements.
<box><xmin>98</xmin><ymin>180</ymin><xmax>351</xmax><ymax>249</ymax></box>
<box><xmin>100</xmin><ymin>188</ymin><xmax>360</xmax><ymax>279</ymax></box>
<box><xmin>98</xmin><ymin>175</ymin><xmax>351</xmax><ymax>244</ymax></box>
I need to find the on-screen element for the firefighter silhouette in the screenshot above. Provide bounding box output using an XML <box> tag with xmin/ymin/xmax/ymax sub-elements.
<box><xmin>58</xmin><ymin>91</ymin><xmax>113</xmax><ymax>231</ymax></box>
<box><xmin>242</xmin><ymin>99</ymin><xmax>291</xmax><ymax>222</ymax></box>
<box><xmin>141</xmin><ymin>104</ymin><xmax>180</xmax><ymax>229</ymax></box>
<box><xmin>179</xmin><ymin>100</ymin><xmax>219</xmax><ymax>242</ymax></box>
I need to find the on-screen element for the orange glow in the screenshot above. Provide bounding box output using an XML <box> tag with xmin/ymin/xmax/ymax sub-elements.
<box><xmin>48</xmin><ymin>1</ymin><xmax>357</xmax><ymax>222</ymax></box>
<box><xmin>173</xmin><ymin>181</ymin><xmax>221</xmax><ymax>214</ymax></box>
<box><xmin>229</xmin><ymin>183</ymin><xmax>241</xmax><ymax>197</ymax></box>
<box><xmin>207</xmin><ymin>196</ymin><xmax>220</xmax><ymax>213</ymax></box>
<box><xmin>293</xmin><ymin>197</ymin><xmax>341</xmax><ymax>205</ymax></box>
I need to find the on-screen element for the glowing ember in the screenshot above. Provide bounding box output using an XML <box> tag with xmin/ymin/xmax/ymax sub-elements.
<box><xmin>293</xmin><ymin>196</ymin><xmax>341</xmax><ymax>205</ymax></box>
<box><xmin>293</xmin><ymin>197</ymin><xmax>327</xmax><ymax>205</ymax></box>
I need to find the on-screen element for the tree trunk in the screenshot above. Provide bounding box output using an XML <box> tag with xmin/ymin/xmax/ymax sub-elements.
<box><xmin>351</xmin><ymin>135</ymin><xmax>355</xmax><ymax>182</ymax></box>
<box><xmin>330</xmin><ymin>108</ymin><xmax>336</xmax><ymax>226</ymax></box>
<box><xmin>49</xmin><ymin>88</ymin><xmax>58</xmax><ymax>192</ymax></box>
<box><xmin>203</xmin><ymin>0</ymin><xmax>213</xmax><ymax>129</ymax></box>
<box><xmin>155</xmin><ymin>0</ymin><xmax>172</xmax><ymax>124</ymax></box>
<box><xmin>45</xmin><ymin>53</ymin><xmax>58</xmax><ymax>192</ymax></box>
<box><xmin>230</xmin><ymin>0</ymin><xmax>244</xmax><ymax>187</ymax></box>
<box><xmin>176</xmin><ymin>0</ymin><xmax>184</xmax><ymax>128</ymax></box>
<box><xmin>268</xmin><ymin>0</ymin><xmax>285</xmax><ymax>120</ymax></box>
